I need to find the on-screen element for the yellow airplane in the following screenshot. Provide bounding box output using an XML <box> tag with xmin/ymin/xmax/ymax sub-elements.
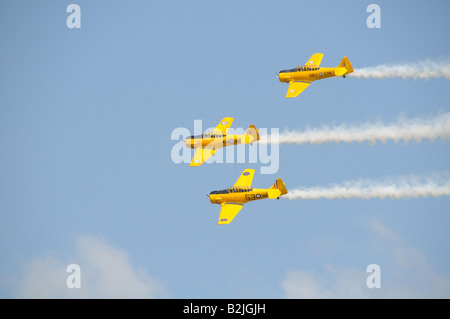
<box><xmin>277</xmin><ymin>53</ymin><xmax>353</xmax><ymax>98</ymax></box>
<box><xmin>208</xmin><ymin>169</ymin><xmax>288</xmax><ymax>225</ymax></box>
<box><xmin>185</xmin><ymin>117</ymin><xmax>260</xmax><ymax>166</ymax></box>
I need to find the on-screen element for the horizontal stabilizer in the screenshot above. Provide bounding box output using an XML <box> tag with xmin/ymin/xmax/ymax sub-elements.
<box><xmin>335</xmin><ymin>68</ymin><xmax>347</xmax><ymax>76</ymax></box>
<box><xmin>268</xmin><ymin>189</ymin><xmax>282</xmax><ymax>199</ymax></box>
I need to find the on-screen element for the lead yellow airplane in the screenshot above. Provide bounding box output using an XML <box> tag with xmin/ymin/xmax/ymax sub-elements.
<box><xmin>185</xmin><ymin>117</ymin><xmax>260</xmax><ymax>166</ymax></box>
<box><xmin>278</xmin><ymin>53</ymin><xmax>353</xmax><ymax>98</ymax></box>
<box><xmin>208</xmin><ymin>169</ymin><xmax>288</xmax><ymax>225</ymax></box>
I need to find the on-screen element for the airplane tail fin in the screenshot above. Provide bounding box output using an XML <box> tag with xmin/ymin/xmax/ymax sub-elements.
<box><xmin>243</xmin><ymin>125</ymin><xmax>260</xmax><ymax>144</ymax></box>
<box><xmin>337</xmin><ymin>56</ymin><xmax>353</xmax><ymax>75</ymax></box>
<box><xmin>269</xmin><ymin>178</ymin><xmax>288</xmax><ymax>199</ymax></box>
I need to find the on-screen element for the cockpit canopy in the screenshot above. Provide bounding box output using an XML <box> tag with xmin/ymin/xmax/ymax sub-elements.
<box><xmin>210</xmin><ymin>186</ymin><xmax>253</xmax><ymax>195</ymax></box>
<box><xmin>279</xmin><ymin>65</ymin><xmax>320</xmax><ymax>73</ymax></box>
<box><xmin>188</xmin><ymin>132</ymin><xmax>224</xmax><ymax>139</ymax></box>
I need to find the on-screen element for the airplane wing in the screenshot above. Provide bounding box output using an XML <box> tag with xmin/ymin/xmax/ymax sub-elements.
<box><xmin>233</xmin><ymin>168</ymin><xmax>255</xmax><ymax>187</ymax></box>
<box><xmin>213</xmin><ymin>117</ymin><xmax>234</xmax><ymax>135</ymax></box>
<box><xmin>286</xmin><ymin>81</ymin><xmax>311</xmax><ymax>98</ymax></box>
<box><xmin>218</xmin><ymin>203</ymin><xmax>243</xmax><ymax>225</ymax></box>
<box><xmin>305</xmin><ymin>53</ymin><xmax>324</xmax><ymax>66</ymax></box>
<box><xmin>189</xmin><ymin>148</ymin><xmax>216</xmax><ymax>166</ymax></box>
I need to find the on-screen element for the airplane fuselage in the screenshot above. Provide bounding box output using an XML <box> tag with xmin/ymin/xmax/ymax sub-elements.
<box><xmin>185</xmin><ymin>133</ymin><xmax>253</xmax><ymax>150</ymax></box>
<box><xmin>278</xmin><ymin>66</ymin><xmax>347</xmax><ymax>83</ymax></box>
<box><xmin>209</xmin><ymin>187</ymin><xmax>271</xmax><ymax>205</ymax></box>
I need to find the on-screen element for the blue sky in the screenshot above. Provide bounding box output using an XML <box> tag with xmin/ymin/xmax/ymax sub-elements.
<box><xmin>1</xmin><ymin>0</ymin><xmax>449</xmax><ymax>298</ymax></box>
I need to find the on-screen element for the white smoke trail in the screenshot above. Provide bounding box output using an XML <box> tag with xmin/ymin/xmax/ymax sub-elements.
<box><xmin>349</xmin><ymin>59</ymin><xmax>450</xmax><ymax>80</ymax></box>
<box><xmin>260</xmin><ymin>112</ymin><xmax>450</xmax><ymax>145</ymax></box>
<box><xmin>283</xmin><ymin>173</ymin><xmax>450</xmax><ymax>200</ymax></box>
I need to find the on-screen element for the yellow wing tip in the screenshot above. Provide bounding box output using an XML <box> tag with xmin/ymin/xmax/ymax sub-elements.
<box><xmin>189</xmin><ymin>162</ymin><xmax>202</xmax><ymax>167</ymax></box>
<box><xmin>241</xmin><ymin>168</ymin><xmax>255</xmax><ymax>175</ymax></box>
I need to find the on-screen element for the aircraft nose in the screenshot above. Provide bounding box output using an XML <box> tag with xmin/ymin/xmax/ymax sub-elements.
<box><xmin>185</xmin><ymin>138</ymin><xmax>194</xmax><ymax>148</ymax></box>
<box><xmin>277</xmin><ymin>72</ymin><xmax>285</xmax><ymax>82</ymax></box>
<box><xmin>209</xmin><ymin>193</ymin><xmax>218</xmax><ymax>204</ymax></box>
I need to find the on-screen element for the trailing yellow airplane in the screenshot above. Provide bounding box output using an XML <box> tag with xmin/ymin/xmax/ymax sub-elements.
<box><xmin>208</xmin><ymin>169</ymin><xmax>288</xmax><ymax>225</ymax></box>
<box><xmin>185</xmin><ymin>117</ymin><xmax>260</xmax><ymax>166</ymax></box>
<box><xmin>278</xmin><ymin>53</ymin><xmax>353</xmax><ymax>98</ymax></box>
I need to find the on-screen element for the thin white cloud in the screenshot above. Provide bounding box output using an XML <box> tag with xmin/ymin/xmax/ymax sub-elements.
<box><xmin>281</xmin><ymin>220</ymin><xmax>450</xmax><ymax>298</ymax></box>
<box><xmin>282</xmin><ymin>266</ymin><xmax>369</xmax><ymax>299</ymax></box>
<box><xmin>369</xmin><ymin>219</ymin><xmax>399</xmax><ymax>243</ymax></box>
<box><xmin>282</xmin><ymin>269</ymin><xmax>334</xmax><ymax>298</ymax></box>
<box><xmin>13</xmin><ymin>255</ymin><xmax>70</xmax><ymax>298</ymax></box>
<box><xmin>370</xmin><ymin>220</ymin><xmax>450</xmax><ymax>298</ymax></box>
<box><xmin>13</xmin><ymin>235</ymin><xmax>168</xmax><ymax>298</ymax></box>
